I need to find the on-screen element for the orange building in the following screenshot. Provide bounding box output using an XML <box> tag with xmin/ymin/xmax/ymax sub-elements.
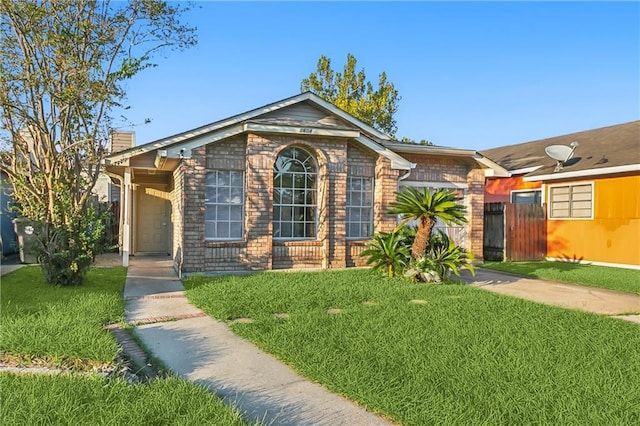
<box><xmin>483</xmin><ymin>121</ymin><xmax>640</xmax><ymax>269</ymax></box>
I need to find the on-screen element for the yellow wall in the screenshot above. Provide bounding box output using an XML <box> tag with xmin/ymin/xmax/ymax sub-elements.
<box><xmin>546</xmin><ymin>174</ymin><xmax>640</xmax><ymax>266</ymax></box>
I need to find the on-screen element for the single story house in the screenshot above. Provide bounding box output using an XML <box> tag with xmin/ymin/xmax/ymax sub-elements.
<box><xmin>104</xmin><ymin>92</ymin><xmax>505</xmax><ymax>275</ymax></box>
<box><xmin>482</xmin><ymin>121</ymin><xmax>640</xmax><ymax>268</ymax></box>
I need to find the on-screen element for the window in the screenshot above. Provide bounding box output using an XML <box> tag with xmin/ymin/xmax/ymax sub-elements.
<box><xmin>347</xmin><ymin>176</ymin><xmax>373</xmax><ymax>239</ymax></box>
<box><xmin>511</xmin><ymin>190</ymin><xmax>542</xmax><ymax>204</ymax></box>
<box><xmin>549</xmin><ymin>183</ymin><xmax>593</xmax><ymax>219</ymax></box>
<box><xmin>273</xmin><ymin>147</ymin><xmax>317</xmax><ymax>239</ymax></box>
<box><xmin>204</xmin><ymin>170</ymin><xmax>244</xmax><ymax>240</ymax></box>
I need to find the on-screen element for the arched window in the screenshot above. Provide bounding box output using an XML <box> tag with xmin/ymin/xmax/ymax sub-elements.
<box><xmin>273</xmin><ymin>147</ymin><xmax>317</xmax><ymax>239</ymax></box>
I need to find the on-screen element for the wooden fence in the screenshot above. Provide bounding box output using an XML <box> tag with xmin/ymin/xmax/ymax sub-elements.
<box><xmin>483</xmin><ymin>202</ymin><xmax>546</xmax><ymax>261</ymax></box>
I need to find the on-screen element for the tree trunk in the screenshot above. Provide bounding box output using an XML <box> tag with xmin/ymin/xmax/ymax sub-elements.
<box><xmin>411</xmin><ymin>216</ymin><xmax>436</xmax><ymax>259</ymax></box>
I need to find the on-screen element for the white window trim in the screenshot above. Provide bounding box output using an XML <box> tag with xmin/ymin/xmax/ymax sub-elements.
<box><xmin>547</xmin><ymin>181</ymin><xmax>594</xmax><ymax>220</ymax></box>
<box><xmin>204</xmin><ymin>169</ymin><xmax>245</xmax><ymax>241</ymax></box>
<box><xmin>272</xmin><ymin>147</ymin><xmax>318</xmax><ymax>241</ymax></box>
<box><xmin>510</xmin><ymin>189</ymin><xmax>542</xmax><ymax>204</ymax></box>
<box><xmin>346</xmin><ymin>175</ymin><xmax>374</xmax><ymax>241</ymax></box>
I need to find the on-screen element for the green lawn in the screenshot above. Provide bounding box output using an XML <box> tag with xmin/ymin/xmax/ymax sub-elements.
<box><xmin>185</xmin><ymin>269</ymin><xmax>640</xmax><ymax>426</ymax></box>
<box><xmin>482</xmin><ymin>261</ymin><xmax>640</xmax><ymax>294</ymax></box>
<box><xmin>0</xmin><ymin>266</ymin><xmax>247</xmax><ymax>425</ymax></box>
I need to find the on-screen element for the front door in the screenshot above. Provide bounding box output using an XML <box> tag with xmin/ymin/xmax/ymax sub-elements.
<box><xmin>136</xmin><ymin>188</ymin><xmax>169</xmax><ymax>254</ymax></box>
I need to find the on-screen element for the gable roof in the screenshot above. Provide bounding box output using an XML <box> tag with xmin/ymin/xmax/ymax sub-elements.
<box><xmin>482</xmin><ymin>121</ymin><xmax>640</xmax><ymax>181</ymax></box>
<box><xmin>105</xmin><ymin>91</ymin><xmax>418</xmax><ymax>170</ymax></box>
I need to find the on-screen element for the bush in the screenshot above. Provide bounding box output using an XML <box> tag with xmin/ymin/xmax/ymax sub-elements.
<box><xmin>360</xmin><ymin>232</ymin><xmax>411</xmax><ymax>278</ymax></box>
<box><xmin>404</xmin><ymin>231</ymin><xmax>475</xmax><ymax>282</ymax></box>
<box><xmin>31</xmin><ymin>204</ymin><xmax>111</xmax><ymax>286</ymax></box>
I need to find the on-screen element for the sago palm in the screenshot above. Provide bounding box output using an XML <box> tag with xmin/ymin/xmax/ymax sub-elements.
<box><xmin>360</xmin><ymin>232</ymin><xmax>410</xmax><ymax>278</ymax></box>
<box><xmin>388</xmin><ymin>187</ymin><xmax>467</xmax><ymax>260</ymax></box>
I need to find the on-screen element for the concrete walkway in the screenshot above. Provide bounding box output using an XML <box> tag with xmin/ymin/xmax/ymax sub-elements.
<box><xmin>123</xmin><ymin>257</ymin><xmax>393</xmax><ymax>426</ymax></box>
<box><xmin>459</xmin><ymin>268</ymin><xmax>640</xmax><ymax>323</ymax></box>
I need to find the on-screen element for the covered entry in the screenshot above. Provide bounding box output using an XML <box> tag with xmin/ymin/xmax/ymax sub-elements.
<box><xmin>136</xmin><ymin>186</ymin><xmax>170</xmax><ymax>254</ymax></box>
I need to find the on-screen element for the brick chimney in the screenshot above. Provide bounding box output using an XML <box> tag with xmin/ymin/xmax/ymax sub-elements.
<box><xmin>109</xmin><ymin>131</ymin><xmax>135</xmax><ymax>153</ymax></box>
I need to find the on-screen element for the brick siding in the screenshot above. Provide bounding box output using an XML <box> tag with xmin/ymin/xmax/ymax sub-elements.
<box><xmin>178</xmin><ymin>134</ymin><xmax>398</xmax><ymax>273</ymax></box>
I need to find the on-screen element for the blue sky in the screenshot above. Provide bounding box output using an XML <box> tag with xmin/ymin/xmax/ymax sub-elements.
<box><xmin>119</xmin><ymin>1</ymin><xmax>639</xmax><ymax>151</ymax></box>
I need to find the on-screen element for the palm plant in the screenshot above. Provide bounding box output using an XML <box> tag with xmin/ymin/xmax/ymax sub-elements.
<box><xmin>360</xmin><ymin>232</ymin><xmax>410</xmax><ymax>278</ymax></box>
<box><xmin>388</xmin><ymin>187</ymin><xmax>467</xmax><ymax>260</ymax></box>
<box><xmin>404</xmin><ymin>231</ymin><xmax>476</xmax><ymax>282</ymax></box>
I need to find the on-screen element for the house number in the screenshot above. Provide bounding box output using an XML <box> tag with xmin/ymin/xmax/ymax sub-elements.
<box><xmin>300</xmin><ymin>128</ymin><xmax>313</xmax><ymax>134</ymax></box>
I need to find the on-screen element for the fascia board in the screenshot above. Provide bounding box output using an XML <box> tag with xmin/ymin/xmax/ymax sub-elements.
<box><xmin>355</xmin><ymin>136</ymin><xmax>415</xmax><ymax>170</ymax></box>
<box><xmin>523</xmin><ymin>164</ymin><xmax>640</xmax><ymax>182</ymax></box>
<box><xmin>244</xmin><ymin>122</ymin><xmax>360</xmax><ymax>138</ymax></box>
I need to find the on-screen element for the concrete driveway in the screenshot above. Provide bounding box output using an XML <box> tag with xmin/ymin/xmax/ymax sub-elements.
<box><xmin>459</xmin><ymin>268</ymin><xmax>640</xmax><ymax>323</ymax></box>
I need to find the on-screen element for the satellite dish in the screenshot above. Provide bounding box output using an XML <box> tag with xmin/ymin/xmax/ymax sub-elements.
<box><xmin>545</xmin><ymin>141</ymin><xmax>579</xmax><ymax>172</ymax></box>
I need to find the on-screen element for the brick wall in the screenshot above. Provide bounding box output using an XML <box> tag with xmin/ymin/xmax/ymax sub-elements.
<box><xmin>400</xmin><ymin>154</ymin><xmax>485</xmax><ymax>260</ymax></box>
<box><xmin>177</xmin><ymin>134</ymin><xmax>402</xmax><ymax>273</ymax></box>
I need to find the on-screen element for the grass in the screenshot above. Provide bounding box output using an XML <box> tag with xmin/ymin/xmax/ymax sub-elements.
<box><xmin>0</xmin><ymin>265</ymin><xmax>249</xmax><ymax>425</ymax></box>
<box><xmin>482</xmin><ymin>261</ymin><xmax>640</xmax><ymax>294</ymax></box>
<box><xmin>0</xmin><ymin>374</ymin><xmax>246</xmax><ymax>426</ymax></box>
<box><xmin>185</xmin><ymin>269</ymin><xmax>640</xmax><ymax>425</ymax></box>
<box><xmin>1</xmin><ymin>266</ymin><xmax>127</xmax><ymax>364</ymax></box>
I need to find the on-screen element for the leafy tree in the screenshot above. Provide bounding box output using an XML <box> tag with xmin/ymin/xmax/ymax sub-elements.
<box><xmin>0</xmin><ymin>0</ymin><xmax>196</xmax><ymax>285</ymax></box>
<box><xmin>400</xmin><ymin>137</ymin><xmax>434</xmax><ymax>146</ymax></box>
<box><xmin>388</xmin><ymin>187</ymin><xmax>467</xmax><ymax>260</ymax></box>
<box><xmin>301</xmin><ymin>53</ymin><xmax>400</xmax><ymax>137</ymax></box>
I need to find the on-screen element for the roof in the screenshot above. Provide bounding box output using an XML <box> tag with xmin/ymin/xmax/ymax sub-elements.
<box><xmin>482</xmin><ymin>121</ymin><xmax>640</xmax><ymax>181</ymax></box>
<box><xmin>104</xmin><ymin>92</ymin><xmax>415</xmax><ymax>171</ymax></box>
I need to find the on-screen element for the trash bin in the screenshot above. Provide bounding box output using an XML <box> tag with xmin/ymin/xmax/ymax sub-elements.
<box><xmin>12</xmin><ymin>218</ymin><xmax>39</xmax><ymax>264</ymax></box>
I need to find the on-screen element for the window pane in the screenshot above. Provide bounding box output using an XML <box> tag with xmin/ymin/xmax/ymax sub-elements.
<box><xmin>229</xmin><ymin>205</ymin><xmax>242</xmax><ymax>218</ymax></box>
<box><xmin>216</xmin><ymin>187</ymin><xmax>230</xmax><ymax>203</ymax></box>
<box><xmin>294</xmin><ymin>222</ymin><xmax>305</xmax><ymax>237</ymax></box>
<box><xmin>205</xmin><ymin>173</ymin><xmax>217</xmax><ymax>186</ymax></box>
<box><xmin>218</xmin><ymin>206</ymin><xmax>230</xmax><ymax>221</ymax></box>
<box><xmin>230</xmin><ymin>171</ymin><xmax>243</xmax><ymax>187</ymax></box>
<box><xmin>216</xmin><ymin>222</ymin><xmax>229</xmax><ymax>238</ymax></box>
<box><xmin>205</xmin><ymin>187</ymin><xmax>216</xmax><ymax>202</ymax></box>
<box><xmin>230</xmin><ymin>222</ymin><xmax>242</xmax><ymax>238</ymax></box>
<box><xmin>351</xmin><ymin>192</ymin><xmax>362</xmax><ymax>206</ymax></box>
<box><xmin>217</xmin><ymin>172</ymin><xmax>230</xmax><ymax>187</ymax></box>
<box><xmin>205</xmin><ymin>206</ymin><xmax>216</xmax><ymax>221</ymax></box>
<box><xmin>230</xmin><ymin>187</ymin><xmax>243</xmax><ymax>204</ymax></box>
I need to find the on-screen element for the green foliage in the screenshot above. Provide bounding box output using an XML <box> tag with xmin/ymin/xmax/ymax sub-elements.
<box><xmin>388</xmin><ymin>186</ymin><xmax>467</xmax><ymax>260</ymax></box>
<box><xmin>184</xmin><ymin>269</ymin><xmax>640</xmax><ymax>425</ymax></box>
<box><xmin>32</xmin><ymin>203</ymin><xmax>113</xmax><ymax>286</ymax></box>
<box><xmin>301</xmin><ymin>53</ymin><xmax>400</xmax><ymax>136</ymax></box>
<box><xmin>0</xmin><ymin>0</ymin><xmax>195</xmax><ymax>285</ymax></box>
<box><xmin>361</xmin><ymin>232</ymin><xmax>410</xmax><ymax>277</ymax></box>
<box><xmin>404</xmin><ymin>231</ymin><xmax>476</xmax><ymax>282</ymax></box>
<box><xmin>1</xmin><ymin>266</ymin><xmax>126</xmax><ymax>362</ymax></box>
<box><xmin>400</xmin><ymin>137</ymin><xmax>435</xmax><ymax>146</ymax></box>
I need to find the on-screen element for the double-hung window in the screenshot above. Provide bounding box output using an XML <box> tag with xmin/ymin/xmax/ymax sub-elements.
<box><xmin>549</xmin><ymin>183</ymin><xmax>593</xmax><ymax>219</ymax></box>
<box><xmin>346</xmin><ymin>176</ymin><xmax>373</xmax><ymax>239</ymax></box>
<box><xmin>204</xmin><ymin>170</ymin><xmax>244</xmax><ymax>240</ymax></box>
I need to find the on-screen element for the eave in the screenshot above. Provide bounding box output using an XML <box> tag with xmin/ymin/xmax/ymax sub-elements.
<box><xmin>523</xmin><ymin>164</ymin><xmax>640</xmax><ymax>182</ymax></box>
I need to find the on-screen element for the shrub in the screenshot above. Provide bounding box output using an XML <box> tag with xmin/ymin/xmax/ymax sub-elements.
<box><xmin>360</xmin><ymin>232</ymin><xmax>410</xmax><ymax>278</ymax></box>
<box><xmin>404</xmin><ymin>231</ymin><xmax>475</xmax><ymax>283</ymax></box>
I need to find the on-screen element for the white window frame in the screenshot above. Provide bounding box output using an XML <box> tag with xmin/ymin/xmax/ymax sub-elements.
<box><xmin>510</xmin><ymin>189</ymin><xmax>542</xmax><ymax>205</ymax></box>
<box><xmin>273</xmin><ymin>147</ymin><xmax>318</xmax><ymax>240</ymax></box>
<box><xmin>346</xmin><ymin>175</ymin><xmax>374</xmax><ymax>240</ymax></box>
<box><xmin>548</xmin><ymin>182</ymin><xmax>594</xmax><ymax>220</ymax></box>
<box><xmin>204</xmin><ymin>170</ymin><xmax>245</xmax><ymax>241</ymax></box>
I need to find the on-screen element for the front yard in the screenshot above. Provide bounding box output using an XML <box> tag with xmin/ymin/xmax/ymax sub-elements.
<box><xmin>0</xmin><ymin>266</ymin><xmax>246</xmax><ymax>426</ymax></box>
<box><xmin>482</xmin><ymin>261</ymin><xmax>640</xmax><ymax>294</ymax></box>
<box><xmin>185</xmin><ymin>269</ymin><xmax>640</xmax><ymax>425</ymax></box>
